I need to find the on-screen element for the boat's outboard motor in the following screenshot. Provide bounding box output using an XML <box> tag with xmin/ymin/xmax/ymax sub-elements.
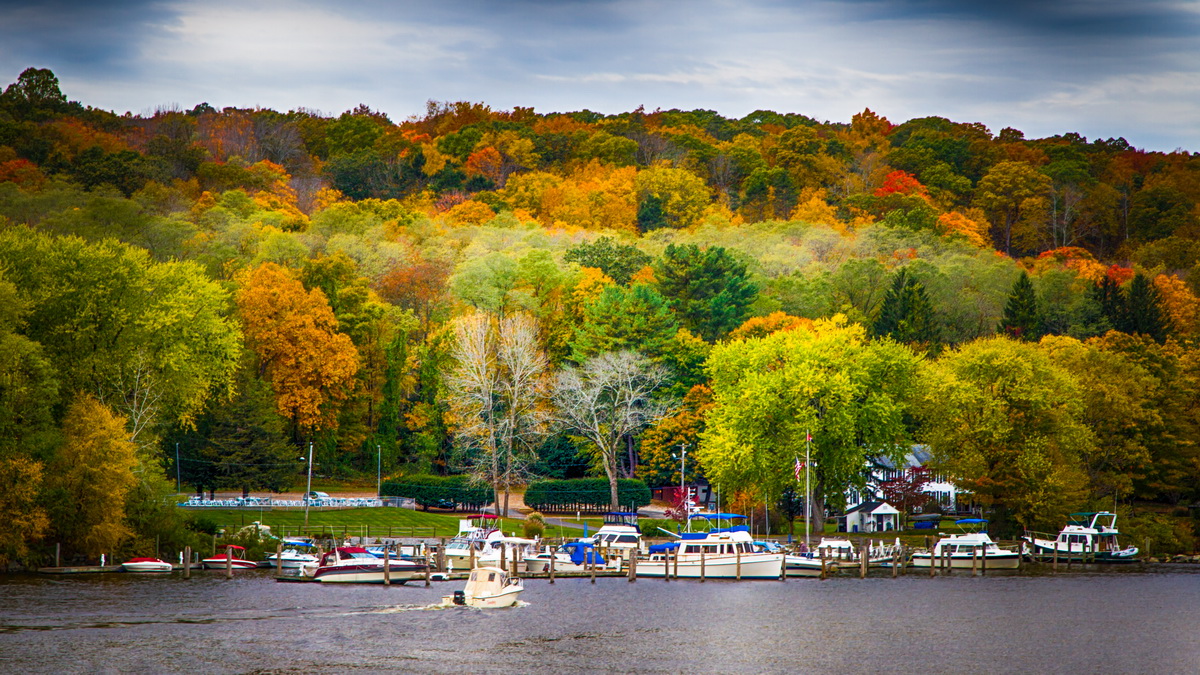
<box><xmin>452</xmin><ymin>590</ymin><xmax>466</xmax><ymax>605</ymax></box>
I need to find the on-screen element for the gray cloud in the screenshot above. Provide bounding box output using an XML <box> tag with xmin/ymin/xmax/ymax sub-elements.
<box><xmin>0</xmin><ymin>0</ymin><xmax>1196</xmax><ymax>150</ymax></box>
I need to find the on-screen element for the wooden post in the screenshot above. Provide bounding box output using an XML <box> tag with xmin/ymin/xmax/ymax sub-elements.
<box><xmin>673</xmin><ymin>546</ymin><xmax>679</xmax><ymax>580</ymax></box>
<box><xmin>212</xmin><ymin>534</ymin><xmax>217</xmax><ymax>556</ymax></box>
<box><xmin>549</xmin><ymin>548</ymin><xmax>555</xmax><ymax>584</ymax></box>
<box><xmin>590</xmin><ymin>549</ymin><xmax>596</xmax><ymax>584</ymax></box>
<box><xmin>439</xmin><ymin>538</ymin><xmax>447</xmax><ymax>570</ymax></box>
<box><xmin>1067</xmin><ymin>539</ymin><xmax>1073</xmax><ymax>570</ymax></box>
<box><xmin>700</xmin><ymin>546</ymin><xmax>706</xmax><ymax>582</ymax></box>
<box><xmin>499</xmin><ymin>542</ymin><xmax>507</xmax><ymax>572</ymax></box>
<box><xmin>972</xmin><ymin>546</ymin><xmax>978</xmax><ymax>576</ymax></box>
<box><xmin>927</xmin><ymin>537</ymin><xmax>935</xmax><ymax>578</ymax></box>
<box><xmin>512</xmin><ymin>544</ymin><xmax>519</xmax><ymax>575</ymax></box>
<box><xmin>424</xmin><ymin>552</ymin><xmax>430</xmax><ymax>586</ymax></box>
<box><xmin>860</xmin><ymin>541</ymin><xmax>868</xmax><ymax>579</ymax></box>
<box><xmin>276</xmin><ymin>542</ymin><xmax>283</xmax><ymax>576</ymax></box>
<box><xmin>225</xmin><ymin>547</ymin><xmax>232</xmax><ymax>579</ymax></box>
<box><xmin>981</xmin><ymin>542</ymin><xmax>987</xmax><ymax>575</ymax></box>
<box><xmin>184</xmin><ymin>546</ymin><xmax>191</xmax><ymax>579</ymax></box>
<box><xmin>664</xmin><ymin>548</ymin><xmax>669</xmax><ymax>583</ymax></box>
<box><xmin>892</xmin><ymin>547</ymin><xmax>898</xmax><ymax>578</ymax></box>
<box><xmin>383</xmin><ymin>548</ymin><xmax>391</xmax><ymax>586</ymax></box>
<box><xmin>468</xmin><ymin>544</ymin><xmax>475</xmax><ymax>571</ymax></box>
<box><xmin>820</xmin><ymin>549</ymin><xmax>827</xmax><ymax>580</ymax></box>
<box><xmin>736</xmin><ymin>547</ymin><xmax>742</xmax><ymax>580</ymax></box>
<box><xmin>55</xmin><ymin>542</ymin><xmax>60</xmax><ymax>568</ymax></box>
<box><xmin>628</xmin><ymin>551</ymin><xmax>636</xmax><ymax>582</ymax></box>
<box><xmin>1053</xmin><ymin>541</ymin><xmax>1059</xmax><ymax>573</ymax></box>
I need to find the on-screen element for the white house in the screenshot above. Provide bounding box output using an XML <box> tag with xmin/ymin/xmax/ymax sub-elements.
<box><xmin>845</xmin><ymin>446</ymin><xmax>961</xmax><ymax>513</ymax></box>
<box><xmin>843</xmin><ymin>501</ymin><xmax>900</xmax><ymax>533</ymax></box>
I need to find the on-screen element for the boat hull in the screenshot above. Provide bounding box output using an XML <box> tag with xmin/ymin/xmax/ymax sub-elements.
<box><xmin>122</xmin><ymin>560</ymin><xmax>172</xmax><ymax>573</ymax></box>
<box><xmin>201</xmin><ymin>558</ymin><xmax>258</xmax><ymax>570</ymax></box>
<box><xmin>1024</xmin><ymin>541</ymin><xmax>1140</xmax><ymax>564</ymax></box>
<box><xmin>522</xmin><ymin>556</ymin><xmax>589</xmax><ymax>574</ymax></box>
<box><xmin>909</xmin><ymin>552</ymin><xmax>1021</xmax><ymax>569</ymax></box>
<box><xmin>313</xmin><ymin>562</ymin><xmax>426</xmax><ymax>583</ymax></box>
<box><xmin>636</xmin><ymin>553</ymin><xmax>783</xmax><ymax>579</ymax></box>
<box><xmin>784</xmin><ymin>555</ymin><xmax>837</xmax><ymax>577</ymax></box>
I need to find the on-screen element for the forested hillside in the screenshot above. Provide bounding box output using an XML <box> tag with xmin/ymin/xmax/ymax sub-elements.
<box><xmin>2</xmin><ymin>66</ymin><xmax>1198</xmax><ymax>563</ymax></box>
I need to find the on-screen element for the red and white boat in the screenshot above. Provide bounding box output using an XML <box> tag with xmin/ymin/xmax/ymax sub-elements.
<box><xmin>121</xmin><ymin>557</ymin><xmax>173</xmax><ymax>573</ymax></box>
<box><xmin>300</xmin><ymin>546</ymin><xmax>427</xmax><ymax>583</ymax></box>
<box><xmin>201</xmin><ymin>545</ymin><xmax>258</xmax><ymax>570</ymax></box>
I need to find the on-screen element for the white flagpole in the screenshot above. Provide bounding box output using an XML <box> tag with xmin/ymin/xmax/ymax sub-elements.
<box><xmin>805</xmin><ymin>429</ymin><xmax>811</xmax><ymax>551</ymax></box>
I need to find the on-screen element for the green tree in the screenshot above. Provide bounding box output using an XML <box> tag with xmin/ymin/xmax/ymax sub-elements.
<box><xmin>872</xmin><ymin>268</ymin><xmax>941</xmax><ymax>351</ymax></box>
<box><xmin>1122</xmin><ymin>273</ymin><xmax>1170</xmax><ymax>342</ymax></box>
<box><xmin>571</xmin><ymin>284</ymin><xmax>679</xmax><ymax>362</ymax></box>
<box><xmin>1000</xmin><ymin>271</ymin><xmax>1043</xmax><ymax>341</ymax></box>
<box><xmin>654</xmin><ymin>243</ymin><xmax>757</xmax><ymax>342</ymax></box>
<box><xmin>974</xmin><ymin>161</ymin><xmax>1051</xmax><ymax>254</ymax></box>
<box><xmin>700</xmin><ymin>317</ymin><xmax>920</xmax><ymax>517</ymax></box>
<box><xmin>563</xmin><ymin>236</ymin><xmax>652</xmax><ymax>285</ymax></box>
<box><xmin>918</xmin><ymin>337</ymin><xmax>1092</xmax><ymax>535</ymax></box>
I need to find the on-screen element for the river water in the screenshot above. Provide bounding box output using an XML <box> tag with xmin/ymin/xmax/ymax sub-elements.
<box><xmin>2</xmin><ymin>566</ymin><xmax>1198</xmax><ymax>674</ymax></box>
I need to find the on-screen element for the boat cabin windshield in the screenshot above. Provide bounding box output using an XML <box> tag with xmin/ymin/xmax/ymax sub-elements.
<box><xmin>602</xmin><ymin>512</ymin><xmax>639</xmax><ymax>528</ymax></box>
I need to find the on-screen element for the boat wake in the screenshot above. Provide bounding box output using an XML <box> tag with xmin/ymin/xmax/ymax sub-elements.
<box><xmin>370</xmin><ymin>600</ymin><xmax>530</xmax><ymax>613</ymax></box>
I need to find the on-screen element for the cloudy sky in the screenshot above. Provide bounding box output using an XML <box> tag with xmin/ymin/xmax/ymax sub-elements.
<box><xmin>2</xmin><ymin>0</ymin><xmax>1198</xmax><ymax>151</ymax></box>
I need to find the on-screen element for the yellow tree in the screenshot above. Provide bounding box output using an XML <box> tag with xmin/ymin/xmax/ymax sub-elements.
<box><xmin>237</xmin><ymin>263</ymin><xmax>359</xmax><ymax>431</ymax></box>
<box><xmin>0</xmin><ymin>456</ymin><xmax>49</xmax><ymax>565</ymax></box>
<box><xmin>49</xmin><ymin>394</ymin><xmax>138</xmax><ymax>559</ymax></box>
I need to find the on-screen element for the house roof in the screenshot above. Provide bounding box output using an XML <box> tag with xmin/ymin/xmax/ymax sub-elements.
<box><xmin>846</xmin><ymin>500</ymin><xmax>900</xmax><ymax>515</ymax></box>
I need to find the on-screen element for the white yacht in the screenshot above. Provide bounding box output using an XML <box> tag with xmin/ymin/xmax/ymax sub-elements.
<box><xmin>636</xmin><ymin>514</ymin><xmax>785</xmax><ymax>580</ymax></box>
<box><xmin>910</xmin><ymin>519</ymin><xmax>1020</xmax><ymax>569</ymax></box>
<box><xmin>300</xmin><ymin>546</ymin><xmax>427</xmax><ymax>583</ymax></box>
<box><xmin>1022</xmin><ymin>512</ymin><xmax>1139</xmax><ymax>563</ymax></box>
<box><xmin>442</xmin><ymin>514</ymin><xmax>505</xmax><ymax>570</ymax></box>
<box><xmin>524</xmin><ymin>541</ymin><xmax>611</xmax><ymax>573</ymax></box>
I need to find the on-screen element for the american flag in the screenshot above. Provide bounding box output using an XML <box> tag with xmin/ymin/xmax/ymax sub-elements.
<box><xmin>794</xmin><ymin>457</ymin><xmax>805</xmax><ymax>481</ymax></box>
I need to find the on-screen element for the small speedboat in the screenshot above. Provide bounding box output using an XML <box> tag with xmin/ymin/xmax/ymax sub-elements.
<box><xmin>121</xmin><ymin>557</ymin><xmax>173</xmax><ymax>573</ymax></box>
<box><xmin>261</xmin><ymin>548</ymin><xmax>319</xmax><ymax>569</ymax></box>
<box><xmin>201</xmin><ymin>545</ymin><xmax>258</xmax><ymax>570</ymax></box>
<box><xmin>443</xmin><ymin>566</ymin><xmax>524</xmax><ymax>608</ymax></box>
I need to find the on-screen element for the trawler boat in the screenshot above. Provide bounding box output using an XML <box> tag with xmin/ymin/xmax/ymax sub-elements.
<box><xmin>523</xmin><ymin>541</ymin><xmax>608</xmax><ymax>574</ymax></box>
<box><xmin>910</xmin><ymin>519</ymin><xmax>1021</xmax><ymax>569</ymax></box>
<box><xmin>1022</xmin><ymin>512</ymin><xmax>1139</xmax><ymax>563</ymax></box>
<box><xmin>300</xmin><ymin>546</ymin><xmax>427</xmax><ymax>583</ymax></box>
<box><xmin>636</xmin><ymin>514</ymin><xmax>784</xmax><ymax>579</ymax></box>
<box><xmin>583</xmin><ymin>512</ymin><xmax>642</xmax><ymax>560</ymax></box>
<box><xmin>201</xmin><ymin>545</ymin><xmax>258</xmax><ymax>570</ymax></box>
<box><xmin>443</xmin><ymin>566</ymin><xmax>524</xmax><ymax>608</ymax></box>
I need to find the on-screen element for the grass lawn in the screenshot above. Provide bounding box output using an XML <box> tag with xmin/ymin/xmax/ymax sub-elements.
<box><xmin>184</xmin><ymin>507</ymin><xmax>533</xmax><ymax>539</ymax></box>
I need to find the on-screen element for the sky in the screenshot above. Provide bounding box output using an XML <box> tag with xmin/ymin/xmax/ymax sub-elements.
<box><xmin>2</xmin><ymin>0</ymin><xmax>1198</xmax><ymax>151</ymax></box>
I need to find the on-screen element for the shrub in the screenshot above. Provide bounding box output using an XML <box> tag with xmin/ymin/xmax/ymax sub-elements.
<box><xmin>380</xmin><ymin>474</ymin><xmax>491</xmax><ymax>511</ymax></box>
<box><xmin>523</xmin><ymin>512</ymin><xmax>546</xmax><ymax>539</ymax></box>
<box><xmin>524</xmin><ymin>478</ymin><xmax>651</xmax><ymax>513</ymax></box>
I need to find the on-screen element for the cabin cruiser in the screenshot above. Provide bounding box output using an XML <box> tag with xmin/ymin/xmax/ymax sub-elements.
<box><xmin>300</xmin><ymin>546</ymin><xmax>427</xmax><ymax>583</ymax></box>
<box><xmin>475</xmin><ymin>536</ymin><xmax>540</xmax><ymax>572</ymax></box>
<box><xmin>1022</xmin><ymin>512</ymin><xmax>1139</xmax><ymax>563</ymax></box>
<box><xmin>910</xmin><ymin>519</ymin><xmax>1021</xmax><ymax>569</ymax></box>
<box><xmin>582</xmin><ymin>512</ymin><xmax>642</xmax><ymax>560</ymax></box>
<box><xmin>523</xmin><ymin>541</ymin><xmax>611</xmax><ymax>574</ymax></box>
<box><xmin>121</xmin><ymin>557</ymin><xmax>173</xmax><ymax>573</ymax></box>
<box><xmin>442</xmin><ymin>514</ymin><xmax>505</xmax><ymax>570</ymax></box>
<box><xmin>261</xmin><ymin>547</ymin><xmax>319</xmax><ymax>569</ymax></box>
<box><xmin>201</xmin><ymin>545</ymin><xmax>258</xmax><ymax>570</ymax></box>
<box><xmin>636</xmin><ymin>513</ymin><xmax>785</xmax><ymax>579</ymax></box>
<box><xmin>443</xmin><ymin>566</ymin><xmax>524</xmax><ymax>608</ymax></box>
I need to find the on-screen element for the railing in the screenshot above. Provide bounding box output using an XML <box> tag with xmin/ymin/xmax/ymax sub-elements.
<box><xmin>178</xmin><ymin>497</ymin><xmax>387</xmax><ymax>509</ymax></box>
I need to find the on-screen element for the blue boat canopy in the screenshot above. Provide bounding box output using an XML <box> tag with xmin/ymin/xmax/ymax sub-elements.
<box><xmin>955</xmin><ymin>518</ymin><xmax>988</xmax><ymax>524</ymax></box>
<box><xmin>648</xmin><ymin>542</ymin><xmax>679</xmax><ymax>553</ymax></box>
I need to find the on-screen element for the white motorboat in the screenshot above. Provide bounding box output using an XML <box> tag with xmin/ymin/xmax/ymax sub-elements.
<box><xmin>301</xmin><ymin>546</ymin><xmax>427</xmax><ymax>583</ymax></box>
<box><xmin>636</xmin><ymin>513</ymin><xmax>784</xmax><ymax>580</ymax></box>
<box><xmin>813</xmin><ymin>538</ymin><xmax>898</xmax><ymax>567</ymax></box>
<box><xmin>910</xmin><ymin>519</ymin><xmax>1021</xmax><ymax>569</ymax></box>
<box><xmin>1022</xmin><ymin>512</ymin><xmax>1139</xmax><ymax>563</ymax></box>
<box><xmin>476</xmin><ymin>536</ymin><xmax>540</xmax><ymax>572</ymax></box>
<box><xmin>121</xmin><ymin>557</ymin><xmax>173</xmax><ymax>573</ymax></box>
<box><xmin>442</xmin><ymin>566</ymin><xmax>524</xmax><ymax>608</ymax></box>
<box><xmin>201</xmin><ymin>545</ymin><xmax>258</xmax><ymax>570</ymax></box>
<box><xmin>523</xmin><ymin>541</ymin><xmax>611</xmax><ymax>574</ymax></box>
<box><xmin>262</xmin><ymin>548</ymin><xmax>319</xmax><ymax>569</ymax></box>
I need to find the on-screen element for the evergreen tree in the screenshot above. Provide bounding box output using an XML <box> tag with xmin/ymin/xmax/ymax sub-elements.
<box><xmin>653</xmin><ymin>244</ymin><xmax>757</xmax><ymax>342</ymax></box>
<box><xmin>636</xmin><ymin>193</ymin><xmax>668</xmax><ymax>232</ymax></box>
<box><xmin>563</xmin><ymin>236</ymin><xmax>652</xmax><ymax>285</ymax></box>
<box><xmin>1090</xmin><ymin>275</ymin><xmax>1125</xmax><ymax>331</ymax></box>
<box><xmin>1123</xmin><ymin>273</ymin><xmax>1170</xmax><ymax>342</ymax></box>
<box><xmin>872</xmin><ymin>268</ymin><xmax>941</xmax><ymax>351</ymax></box>
<box><xmin>571</xmin><ymin>284</ymin><xmax>679</xmax><ymax>361</ymax></box>
<box><xmin>1000</xmin><ymin>271</ymin><xmax>1043</xmax><ymax>341</ymax></box>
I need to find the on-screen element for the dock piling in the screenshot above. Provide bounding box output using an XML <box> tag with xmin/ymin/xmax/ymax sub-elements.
<box><xmin>184</xmin><ymin>546</ymin><xmax>191</xmax><ymax>579</ymax></box>
<box><xmin>383</xmin><ymin>548</ymin><xmax>391</xmax><ymax>585</ymax></box>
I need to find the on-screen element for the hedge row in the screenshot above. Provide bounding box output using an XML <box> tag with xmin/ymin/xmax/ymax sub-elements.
<box><xmin>524</xmin><ymin>478</ymin><xmax>651</xmax><ymax>513</ymax></box>
<box><xmin>380</xmin><ymin>474</ymin><xmax>491</xmax><ymax>511</ymax></box>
